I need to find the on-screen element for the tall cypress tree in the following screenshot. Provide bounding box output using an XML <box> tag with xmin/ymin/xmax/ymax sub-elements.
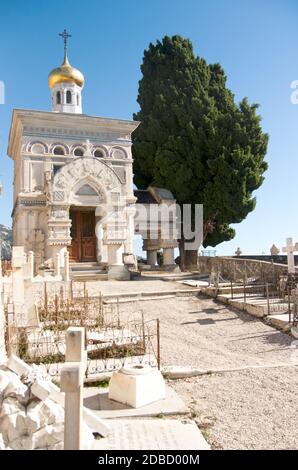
<box><xmin>133</xmin><ymin>36</ymin><xmax>268</xmax><ymax>270</ymax></box>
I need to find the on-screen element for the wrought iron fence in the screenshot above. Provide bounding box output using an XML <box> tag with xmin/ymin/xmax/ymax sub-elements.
<box><xmin>6</xmin><ymin>317</ymin><xmax>160</xmax><ymax>379</ymax></box>
<box><xmin>5</xmin><ymin>279</ymin><xmax>160</xmax><ymax>378</ymax></box>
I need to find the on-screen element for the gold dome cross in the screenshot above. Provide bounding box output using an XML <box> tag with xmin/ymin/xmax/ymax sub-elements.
<box><xmin>59</xmin><ymin>29</ymin><xmax>72</xmax><ymax>57</ymax></box>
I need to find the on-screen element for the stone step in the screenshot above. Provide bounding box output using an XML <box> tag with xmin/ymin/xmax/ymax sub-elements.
<box><xmin>70</xmin><ymin>263</ymin><xmax>102</xmax><ymax>272</ymax></box>
<box><xmin>71</xmin><ymin>273</ymin><xmax>108</xmax><ymax>281</ymax></box>
<box><xmin>71</xmin><ymin>268</ymin><xmax>106</xmax><ymax>275</ymax></box>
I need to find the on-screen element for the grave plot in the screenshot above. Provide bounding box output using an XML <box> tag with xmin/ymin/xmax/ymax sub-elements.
<box><xmin>4</xmin><ymin>284</ymin><xmax>160</xmax><ymax>380</ymax></box>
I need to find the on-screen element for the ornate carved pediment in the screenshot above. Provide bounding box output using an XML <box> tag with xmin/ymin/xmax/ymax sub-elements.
<box><xmin>51</xmin><ymin>157</ymin><xmax>121</xmax><ymax>203</ymax></box>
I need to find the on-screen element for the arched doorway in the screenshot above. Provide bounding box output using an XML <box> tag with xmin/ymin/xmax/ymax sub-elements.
<box><xmin>69</xmin><ymin>208</ymin><xmax>97</xmax><ymax>262</ymax></box>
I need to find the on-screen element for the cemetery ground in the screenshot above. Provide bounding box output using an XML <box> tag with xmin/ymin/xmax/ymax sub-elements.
<box><xmin>110</xmin><ymin>289</ymin><xmax>297</xmax><ymax>450</ymax></box>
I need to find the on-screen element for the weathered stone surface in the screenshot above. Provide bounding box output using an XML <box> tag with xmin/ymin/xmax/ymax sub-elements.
<box><xmin>33</xmin><ymin>424</ymin><xmax>64</xmax><ymax>449</ymax></box>
<box><xmin>0</xmin><ymin>396</ymin><xmax>25</xmax><ymax>418</ymax></box>
<box><xmin>0</xmin><ymin>432</ymin><xmax>7</xmax><ymax>450</ymax></box>
<box><xmin>0</xmin><ymin>370</ymin><xmax>10</xmax><ymax>394</ymax></box>
<box><xmin>3</xmin><ymin>373</ymin><xmax>29</xmax><ymax>403</ymax></box>
<box><xmin>1</xmin><ymin>411</ymin><xmax>27</xmax><ymax>443</ymax></box>
<box><xmin>0</xmin><ymin>364</ymin><xmax>96</xmax><ymax>450</ymax></box>
<box><xmin>40</xmin><ymin>398</ymin><xmax>64</xmax><ymax>426</ymax></box>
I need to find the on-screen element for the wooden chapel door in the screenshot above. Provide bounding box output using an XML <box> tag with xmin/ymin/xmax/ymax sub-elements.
<box><xmin>69</xmin><ymin>210</ymin><xmax>96</xmax><ymax>262</ymax></box>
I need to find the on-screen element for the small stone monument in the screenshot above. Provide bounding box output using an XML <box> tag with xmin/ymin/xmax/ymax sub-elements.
<box><xmin>108</xmin><ymin>363</ymin><xmax>166</xmax><ymax>409</ymax></box>
<box><xmin>270</xmin><ymin>244</ymin><xmax>280</xmax><ymax>256</ymax></box>
<box><xmin>235</xmin><ymin>247</ymin><xmax>242</xmax><ymax>257</ymax></box>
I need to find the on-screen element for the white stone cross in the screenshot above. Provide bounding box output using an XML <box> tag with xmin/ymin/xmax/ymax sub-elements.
<box><xmin>282</xmin><ymin>237</ymin><xmax>298</xmax><ymax>274</ymax></box>
<box><xmin>60</xmin><ymin>327</ymin><xmax>87</xmax><ymax>450</ymax></box>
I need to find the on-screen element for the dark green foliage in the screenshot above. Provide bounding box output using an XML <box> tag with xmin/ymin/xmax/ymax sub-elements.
<box><xmin>132</xmin><ymin>35</ymin><xmax>268</xmax><ymax>249</ymax></box>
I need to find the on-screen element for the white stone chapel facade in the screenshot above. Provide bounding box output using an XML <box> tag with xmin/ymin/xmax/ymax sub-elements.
<box><xmin>7</xmin><ymin>32</ymin><xmax>178</xmax><ymax>279</ymax></box>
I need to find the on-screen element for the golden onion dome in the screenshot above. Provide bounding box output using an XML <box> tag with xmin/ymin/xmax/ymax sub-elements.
<box><xmin>48</xmin><ymin>54</ymin><xmax>84</xmax><ymax>89</ymax></box>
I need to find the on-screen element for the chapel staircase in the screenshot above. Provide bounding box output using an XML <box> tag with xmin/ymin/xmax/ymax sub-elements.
<box><xmin>70</xmin><ymin>262</ymin><xmax>108</xmax><ymax>281</ymax></box>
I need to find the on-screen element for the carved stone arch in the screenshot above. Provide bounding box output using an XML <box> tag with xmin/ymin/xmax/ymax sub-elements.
<box><xmin>71</xmin><ymin>144</ymin><xmax>85</xmax><ymax>157</ymax></box>
<box><xmin>52</xmin><ymin>157</ymin><xmax>122</xmax><ymax>204</ymax></box>
<box><xmin>70</xmin><ymin>176</ymin><xmax>107</xmax><ymax>204</ymax></box>
<box><xmin>110</xmin><ymin>146</ymin><xmax>128</xmax><ymax>159</ymax></box>
<box><xmin>93</xmin><ymin>146</ymin><xmax>108</xmax><ymax>158</ymax></box>
<box><xmin>27</xmin><ymin>141</ymin><xmax>48</xmax><ymax>154</ymax></box>
<box><xmin>50</xmin><ymin>142</ymin><xmax>70</xmax><ymax>155</ymax></box>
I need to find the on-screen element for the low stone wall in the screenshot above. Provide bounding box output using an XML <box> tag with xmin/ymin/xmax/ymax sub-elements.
<box><xmin>197</xmin><ymin>256</ymin><xmax>290</xmax><ymax>282</ymax></box>
<box><xmin>232</xmin><ymin>255</ymin><xmax>298</xmax><ymax>266</ymax></box>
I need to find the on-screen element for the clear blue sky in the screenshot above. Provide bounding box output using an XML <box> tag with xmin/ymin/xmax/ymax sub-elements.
<box><xmin>0</xmin><ymin>0</ymin><xmax>298</xmax><ymax>256</ymax></box>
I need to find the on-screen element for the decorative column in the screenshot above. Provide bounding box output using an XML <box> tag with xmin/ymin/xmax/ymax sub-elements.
<box><xmin>124</xmin><ymin>204</ymin><xmax>136</xmax><ymax>255</ymax></box>
<box><xmin>143</xmin><ymin>240</ymin><xmax>159</xmax><ymax>269</ymax></box>
<box><xmin>107</xmin><ymin>242</ymin><xmax>129</xmax><ymax>280</ymax></box>
<box><xmin>163</xmin><ymin>247</ymin><xmax>175</xmax><ymax>266</ymax></box>
<box><xmin>161</xmin><ymin>240</ymin><xmax>178</xmax><ymax>271</ymax></box>
<box><xmin>147</xmin><ymin>249</ymin><xmax>158</xmax><ymax>267</ymax></box>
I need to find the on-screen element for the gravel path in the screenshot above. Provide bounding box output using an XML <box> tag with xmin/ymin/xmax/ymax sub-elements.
<box><xmin>120</xmin><ymin>294</ymin><xmax>298</xmax><ymax>449</ymax></box>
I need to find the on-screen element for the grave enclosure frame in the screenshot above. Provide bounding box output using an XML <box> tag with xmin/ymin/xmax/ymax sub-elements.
<box><xmin>4</xmin><ymin>280</ymin><xmax>161</xmax><ymax>379</ymax></box>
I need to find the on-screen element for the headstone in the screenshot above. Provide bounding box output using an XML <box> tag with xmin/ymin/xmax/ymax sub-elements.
<box><xmin>282</xmin><ymin>237</ymin><xmax>298</xmax><ymax>274</ymax></box>
<box><xmin>11</xmin><ymin>246</ymin><xmax>38</xmax><ymax>327</ymax></box>
<box><xmin>11</xmin><ymin>246</ymin><xmax>26</xmax><ymax>326</ymax></box>
<box><xmin>93</xmin><ymin>419</ymin><xmax>210</xmax><ymax>450</ymax></box>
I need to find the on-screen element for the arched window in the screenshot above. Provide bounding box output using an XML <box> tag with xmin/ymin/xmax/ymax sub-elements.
<box><xmin>74</xmin><ymin>147</ymin><xmax>84</xmax><ymax>157</ymax></box>
<box><xmin>77</xmin><ymin>94</ymin><xmax>79</xmax><ymax>106</ymax></box>
<box><xmin>66</xmin><ymin>90</ymin><xmax>72</xmax><ymax>104</ymax></box>
<box><xmin>56</xmin><ymin>91</ymin><xmax>61</xmax><ymax>105</ymax></box>
<box><xmin>94</xmin><ymin>149</ymin><xmax>105</xmax><ymax>158</ymax></box>
<box><xmin>53</xmin><ymin>146</ymin><xmax>65</xmax><ymax>155</ymax></box>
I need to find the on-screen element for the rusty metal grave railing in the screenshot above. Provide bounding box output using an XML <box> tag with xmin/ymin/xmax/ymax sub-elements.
<box><xmin>5</xmin><ymin>283</ymin><xmax>160</xmax><ymax>379</ymax></box>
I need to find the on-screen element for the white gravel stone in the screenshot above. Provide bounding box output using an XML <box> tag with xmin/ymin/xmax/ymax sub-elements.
<box><xmin>116</xmin><ymin>295</ymin><xmax>298</xmax><ymax>450</ymax></box>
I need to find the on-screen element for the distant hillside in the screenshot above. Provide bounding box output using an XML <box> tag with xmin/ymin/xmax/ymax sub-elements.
<box><xmin>0</xmin><ymin>224</ymin><xmax>12</xmax><ymax>260</ymax></box>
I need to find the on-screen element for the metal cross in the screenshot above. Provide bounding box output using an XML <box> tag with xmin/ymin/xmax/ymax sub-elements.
<box><xmin>59</xmin><ymin>29</ymin><xmax>72</xmax><ymax>54</ymax></box>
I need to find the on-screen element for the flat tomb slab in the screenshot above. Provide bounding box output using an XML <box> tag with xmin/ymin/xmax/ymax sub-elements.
<box><xmin>92</xmin><ymin>419</ymin><xmax>210</xmax><ymax>450</ymax></box>
<box><xmin>83</xmin><ymin>385</ymin><xmax>188</xmax><ymax>419</ymax></box>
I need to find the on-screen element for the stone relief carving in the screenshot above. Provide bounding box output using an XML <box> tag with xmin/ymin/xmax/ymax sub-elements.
<box><xmin>53</xmin><ymin>191</ymin><xmax>65</xmax><ymax>201</ymax></box>
<box><xmin>52</xmin><ymin>157</ymin><xmax>122</xmax><ymax>203</ymax></box>
<box><xmin>111</xmin><ymin>147</ymin><xmax>127</xmax><ymax>159</ymax></box>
